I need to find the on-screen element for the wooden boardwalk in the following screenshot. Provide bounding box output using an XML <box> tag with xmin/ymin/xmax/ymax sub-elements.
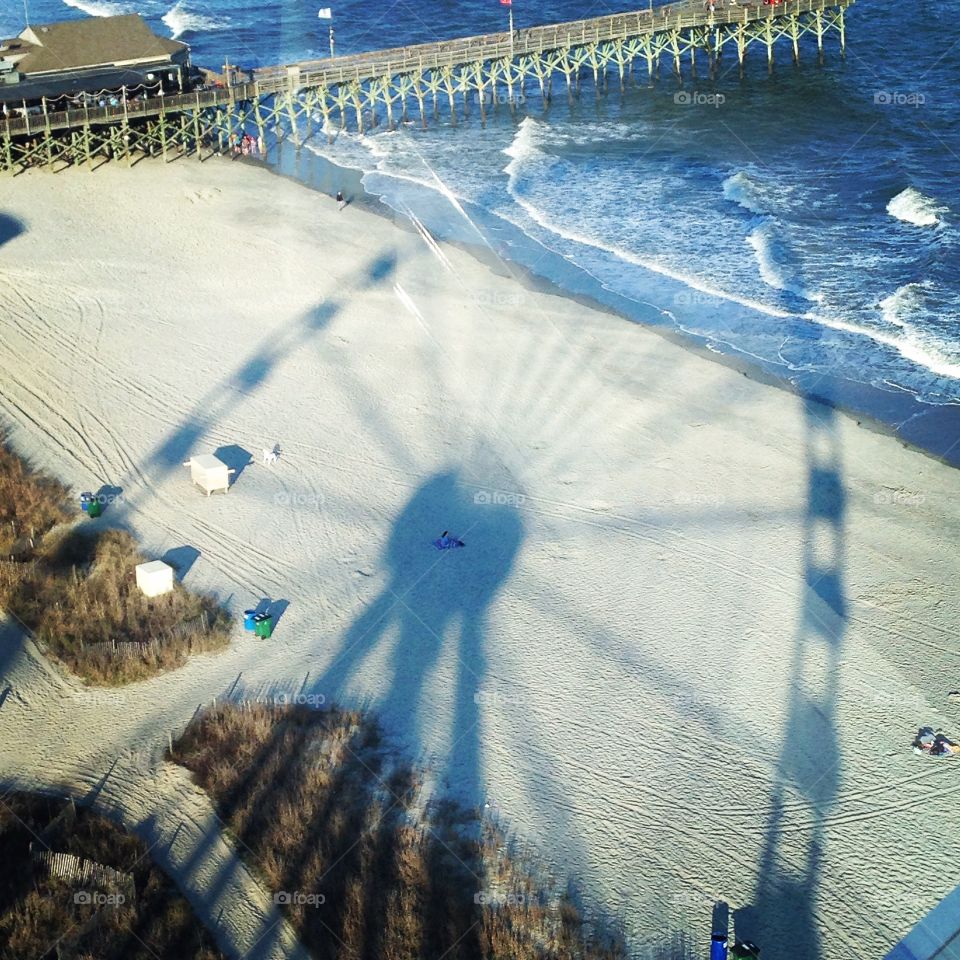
<box><xmin>1</xmin><ymin>0</ymin><xmax>853</xmax><ymax>172</ymax></box>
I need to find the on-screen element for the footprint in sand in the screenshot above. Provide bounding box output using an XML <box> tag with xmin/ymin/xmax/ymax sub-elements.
<box><xmin>184</xmin><ymin>189</ymin><xmax>222</xmax><ymax>204</ymax></box>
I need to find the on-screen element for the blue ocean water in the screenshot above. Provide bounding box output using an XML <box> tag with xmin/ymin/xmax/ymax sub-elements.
<box><xmin>6</xmin><ymin>0</ymin><xmax>959</xmax><ymax>448</ymax></box>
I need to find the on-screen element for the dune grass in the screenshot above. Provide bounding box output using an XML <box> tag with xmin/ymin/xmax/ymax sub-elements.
<box><xmin>0</xmin><ymin>526</ymin><xmax>231</xmax><ymax>684</ymax></box>
<box><xmin>170</xmin><ymin>701</ymin><xmax>626</xmax><ymax>960</ymax></box>
<box><xmin>0</xmin><ymin>434</ymin><xmax>231</xmax><ymax>684</ymax></box>
<box><xmin>0</xmin><ymin>792</ymin><xmax>225</xmax><ymax>960</ymax></box>
<box><xmin>0</xmin><ymin>436</ymin><xmax>72</xmax><ymax>559</ymax></box>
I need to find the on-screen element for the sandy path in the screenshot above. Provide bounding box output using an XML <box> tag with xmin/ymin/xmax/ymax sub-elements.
<box><xmin>1</xmin><ymin>159</ymin><xmax>959</xmax><ymax>960</ymax></box>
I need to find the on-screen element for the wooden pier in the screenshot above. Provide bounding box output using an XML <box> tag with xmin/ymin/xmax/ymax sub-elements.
<box><xmin>0</xmin><ymin>0</ymin><xmax>853</xmax><ymax>174</ymax></box>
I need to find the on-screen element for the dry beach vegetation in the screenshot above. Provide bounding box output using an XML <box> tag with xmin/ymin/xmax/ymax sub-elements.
<box><xmin>170</xmin><ymin>700</ymin><xmax>626</xmax><ymax>960</ymax></box>
<box><xmin>0</xmin><ymin>437</ymin><xmax>231</xmax><ymax>684</ymax></box>
<box><xmin>0</xmin><ymin>792</ymin><xmax>225</xmax><ymax>960</ymax></box>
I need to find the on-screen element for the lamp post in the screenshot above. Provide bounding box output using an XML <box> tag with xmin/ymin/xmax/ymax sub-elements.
<box><xmin>319</xmin><ymin>9</ymin><xmax>335</xmax><ymax>57</ymax></box>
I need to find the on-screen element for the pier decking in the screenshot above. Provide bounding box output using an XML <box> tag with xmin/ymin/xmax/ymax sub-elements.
<box><xmin>1</xmin><ymin>0</ymin><xmax>853</xmax><ymax>173</ymax></box>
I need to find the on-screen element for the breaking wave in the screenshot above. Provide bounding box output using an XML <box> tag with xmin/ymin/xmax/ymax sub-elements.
<box><xmin>162</xmin><ymin>1</ymin><xmax>229</xmax><ymax>39</ymax></box>
<box><xmin>747</xmin><ymin>221</ymin><xmax>823</xmax><ymax>303</ymax></box>
<box><xmin>61</xmin><ymin>0</ymin><xmax>131</xmax><ymax>17</ymax></box>
<box><xmin>887</xmin><ymin>187</ymin><xmax>946</xmax><ymax>227</ymax></box>
<box><xmin>880</xmin><ymin>282</ymin><xmax>930</xmax><ymax>328</ymax></box>
<box><xmin>722</xmin><ymin>170</ymin><xmax>771</xmax><ymax>215</ymax></box>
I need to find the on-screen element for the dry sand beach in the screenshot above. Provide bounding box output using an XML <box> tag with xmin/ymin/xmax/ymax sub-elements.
<box><xmin>1</xmin><ymin>158</ymin><xmax>960</xmax><ymax>960</ymax></box>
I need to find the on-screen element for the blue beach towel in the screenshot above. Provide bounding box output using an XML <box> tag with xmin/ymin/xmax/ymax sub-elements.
<box><xmin>433</xmin><ymin>535</ymin><xmax>465</xmax><ymax>550</ymax></box>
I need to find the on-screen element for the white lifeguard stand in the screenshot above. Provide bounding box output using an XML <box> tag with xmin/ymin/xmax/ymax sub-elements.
<box><xmin>135</xmin><ymin>560</ymin><xmax>174</xmax><ymax>598</ymax></box>
<box><xmin>183</xmin><ymin>454</ymin><xmax>234</xmax><ymax>496</ymax></box>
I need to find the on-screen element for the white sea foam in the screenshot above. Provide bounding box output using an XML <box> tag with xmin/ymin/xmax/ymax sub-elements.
<box><xmin>62</xmin><ymin>0</ymin><xmax>131</xmax><ymax>17</ymax></box>
<box><xmin>502</xmin><ymin>121</ymin><xmax>795</xmax><ymax>320</ymax></box>
<box><xmin>501</xmin><ymin>123</ymin><xmax>960</xmax><ymax>381</ymax></box>
<box><xmin>747</xmin><ymin>221</ymin><xmax>823</xmax><ymax>303</ymax></box>
<box><xmin>879</xmin><ymin>282</ymin><xmax>929</xmax><ymax>329</ymax></box>
<box><xmin>501</xmin><ymin>117</ymin><xmax>558</xmax><ymax>179</ymax></box>
<box><xmin>162</xmin><ymin>1</ymin><xmax>229</xmax><ymax>39</ymax></box>
<box><xmin>814</xmin><ymin>311</ymin><xmax>960</xmax><ymax>380</ymax></box>
<box><xmin>722</xmin><ymin>170</ymin><xmax>770</xmax><ymax>215</ymax></box>
<box><xmin>864</xmin><ymin>282</ymin><xmax>960</xmax><ymax>379</ymax></box>
<box><xmin>307</xmin><ymin>135</ymin><xmax>472</xmax><ymax>205</ymax></box>
<box><xmin>887</xmin><ymin>187</ymin><xmax>945</xmax><ymax>227</ymax></box>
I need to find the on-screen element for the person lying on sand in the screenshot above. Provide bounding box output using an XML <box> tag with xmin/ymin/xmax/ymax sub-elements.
<box><xmin>933</xmin><ymin>734</ymin><xmax>960</xmax><ymax>757</ymax></box>
<box><xmin>913</xmin><ymin>726</ymin><xmax>960</xmax><ymax>757</ymax></box>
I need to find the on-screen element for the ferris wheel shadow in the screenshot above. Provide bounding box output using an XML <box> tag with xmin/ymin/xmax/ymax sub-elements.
<box><xmin>319</xmin><ymin>469</ymin><xmax>525</xmax><ymax>804</ymax></box>
<box><xmin>740</xmin><ymin>395</ymin><xmax>848</xmax><ymax>959</ymax></box>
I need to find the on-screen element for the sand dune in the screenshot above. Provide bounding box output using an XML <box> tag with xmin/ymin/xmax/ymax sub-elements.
<box><xmin>1</xmin><ymin>158</ymin><xmax>959</xmax><ymax>960</ymax></box>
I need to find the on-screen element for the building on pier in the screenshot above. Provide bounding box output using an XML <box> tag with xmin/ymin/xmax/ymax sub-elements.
<box><xmin>0</xmin><ymin>14</ymin><xmax>190</xmax><ymax>113</ymax></box>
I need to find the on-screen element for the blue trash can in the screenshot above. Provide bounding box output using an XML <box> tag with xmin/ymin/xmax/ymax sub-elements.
<box><xmin>711</xmin><ymin>935</ymin><xmax>729</xmax><ymax>960</ymax></box>
<box><xmin>80</xmin><ymin>492</ymin><xmax>93</xmax><ymax>512</ymax></box>
<box><xmin>243</xmin><ymin>610</ymin><xmax>257</xmax><ymax>631</ymax></box>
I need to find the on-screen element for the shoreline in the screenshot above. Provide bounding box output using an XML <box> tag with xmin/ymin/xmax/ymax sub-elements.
<box><xmin>253</xmin><ymin>139</ymin><xmax>960</xmax><ymax>470</ymax></box>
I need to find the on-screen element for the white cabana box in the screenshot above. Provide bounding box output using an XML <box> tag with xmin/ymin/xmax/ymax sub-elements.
<box><xmin>135</xmin><ymin>560</ymin><xmax>174</xmax><ymax>598</ymax></box>
<box><xmin>183</xmin><ymin>454</ymin><xmax>234</xmax><ymax>496</ymax></box>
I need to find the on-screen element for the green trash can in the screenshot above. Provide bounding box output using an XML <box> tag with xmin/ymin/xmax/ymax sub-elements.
<box><xmin>254</xmin><ymin>614</ymin><xmax>274</xmax><ymax>638</ymax></box>
<box><xmin>87</xmin><ymin>498</ymin><xmax>103</xmax><ymax>518</ymax></box>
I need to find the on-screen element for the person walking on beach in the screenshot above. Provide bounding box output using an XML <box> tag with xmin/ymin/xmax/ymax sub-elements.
<box><xmin>336</xmin><ymin>190</ymin><xmax>346</xmax><ymax>212</ymax></box>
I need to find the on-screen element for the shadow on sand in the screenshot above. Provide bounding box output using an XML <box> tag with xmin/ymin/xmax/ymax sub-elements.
<box><xmin>0</xmin><ymin>213</ymin><xmax>24</xmax><ymax>248</ymax></box>
<box><xmin>742</xmin><ymin>396</ymin><xmax>848</xmax><ymax>959</ymax></box>
<box><xmin>323</xmin><ymin>469</ymin><xmax>524</xmax><ymax>802</ymax></box>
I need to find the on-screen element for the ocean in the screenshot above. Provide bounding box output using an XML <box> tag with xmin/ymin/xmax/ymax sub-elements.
<box><xmin>7</xmin><ymin>0</ymin><xmax>959</xmax><ymax>459</ymax></box>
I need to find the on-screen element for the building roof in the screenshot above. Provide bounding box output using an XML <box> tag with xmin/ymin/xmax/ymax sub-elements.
<box><xmin>2</xmin><ymin>14</ymin><xmax>186</xmax><ymax>77</ymax></box>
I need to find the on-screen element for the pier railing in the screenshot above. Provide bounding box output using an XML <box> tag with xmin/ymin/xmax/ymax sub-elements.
<box><xmin>262</xmin><ymin>0</ymin><xmax>842</xmax><ymax>86</ymax></box>
<box><xmin>3</xmin><ymin>0</ymin><xmax>846</xmax><ymax>139</ymax></box>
